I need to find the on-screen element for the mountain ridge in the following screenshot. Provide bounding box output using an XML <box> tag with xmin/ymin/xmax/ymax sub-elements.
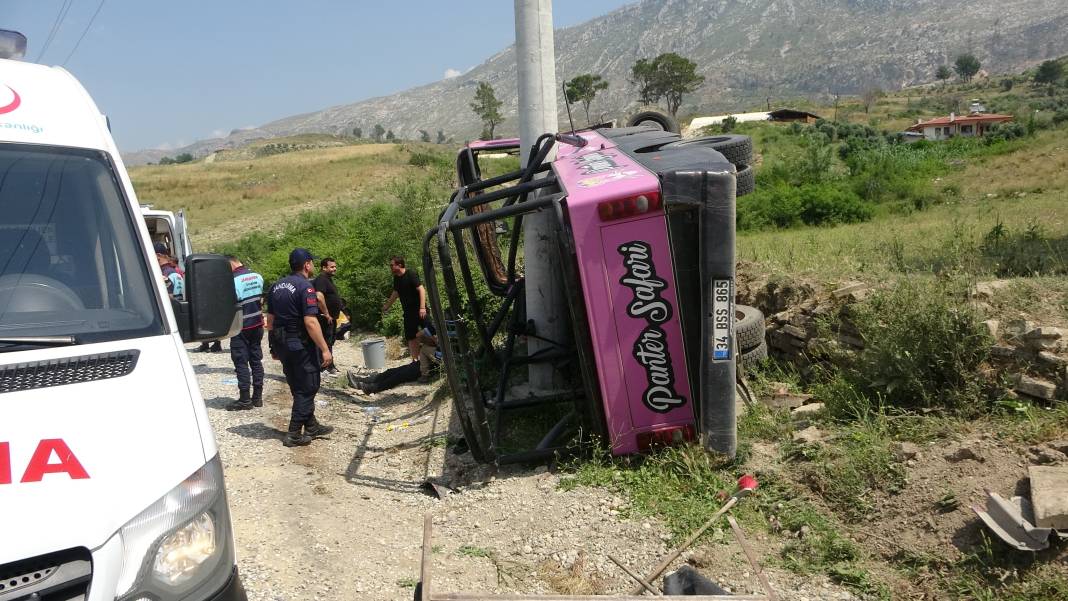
<box><xmin>124</xmin><ymin>0</ymin><xmax>1068</xmax><ymax>166</ymax></box>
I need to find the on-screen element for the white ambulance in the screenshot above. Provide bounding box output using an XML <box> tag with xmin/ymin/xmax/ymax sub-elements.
<box><xmin>0</xmin><ymin>33</ymin><xmax>246</xmax><ymax>601</ymax></box>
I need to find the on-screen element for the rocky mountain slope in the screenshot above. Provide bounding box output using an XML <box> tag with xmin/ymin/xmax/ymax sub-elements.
<box><xmin>125</xmin><ymin>0</ymin><xmax>1068</xmax><ymax>165</ymax></box>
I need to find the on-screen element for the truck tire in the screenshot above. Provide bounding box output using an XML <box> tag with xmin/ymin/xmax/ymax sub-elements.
<box><xmin>626</xmin><ymin>109</ymin><xmax>681</xmax><ymax>134</ymax></box>
<box><xmin>668</xmin><ymin>135</ymin><xmax>753</xmax><ymax>167</ymax></box>
<box><xmin>735</xmin><ymin>305</ymin><xmax>765</xmax><ymax>352</ymax></box>
<box><xmin>735</xmin><ymin>163</ymin><xmax>755</xmax><ymax>197</ymax></box>
<box><xmin>737</xmin><ymin>340</ymin><xmax>768</xmax><ymax>374</ymax></box>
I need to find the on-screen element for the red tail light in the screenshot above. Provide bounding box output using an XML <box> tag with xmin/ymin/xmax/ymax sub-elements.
<box><xmin>597</xmin><ymin>191</ymin><xmax>662</xmax><ymax>221</ymax></box>
<box><xmin>636</xmin><ymin>424</ymin><xmax>696</xmax><ymax>451</ymax></box>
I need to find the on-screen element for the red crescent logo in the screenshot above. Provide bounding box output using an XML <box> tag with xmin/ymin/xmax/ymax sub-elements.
<box><xmin>0</xmin><ymin>86</ymin><xmax>21</xmax><ymax>115</ymax></box>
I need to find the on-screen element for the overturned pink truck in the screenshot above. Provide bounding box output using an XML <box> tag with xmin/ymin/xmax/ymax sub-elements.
<box><xmin>423</xmin><ymin>126</ymin><xmax>760</xmax><ymax>463</ymax></box>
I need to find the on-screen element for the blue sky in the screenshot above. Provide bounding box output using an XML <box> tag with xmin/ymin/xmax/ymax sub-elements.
<box><xmin>5</xmin><ymin>1</ymin><xmax>633</xmax><ymax>152</ymax></box>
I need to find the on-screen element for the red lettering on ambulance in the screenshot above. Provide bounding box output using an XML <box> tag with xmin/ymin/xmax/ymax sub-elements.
<box><xmin>20</xmin><ymin>439</ymin><xmax>90</xmax><ymax>483</ymax></box>
<box><xmin>0</xmin><ymin>442</ymin><xmax>10</xmax><ymax>485</ymax></box>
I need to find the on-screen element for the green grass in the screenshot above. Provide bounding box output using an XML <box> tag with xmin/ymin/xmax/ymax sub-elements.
<box><xmin>456</xmin><ymin>545</ymin><xmax>493</xmax><ymax>558</ymax></box>
<box><xmin>559</xmin><ymin>443</ymin><xmax>889</xmax><ymax>597</ymax></box>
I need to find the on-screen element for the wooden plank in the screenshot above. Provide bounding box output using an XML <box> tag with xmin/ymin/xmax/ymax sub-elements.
<box><xmin>433</xmin><ymin>595</ymin><xmax>768</xmax><ymax>601</ymax></box>
<box><xmin>727</xmin><ymin>516</ymin><xmax>777</xmax><ymax>601</ymax></box>
<box><xmin>421</xmin><ymin>512</ymin><xmax>433</xmax><ymax>601</ymax></box>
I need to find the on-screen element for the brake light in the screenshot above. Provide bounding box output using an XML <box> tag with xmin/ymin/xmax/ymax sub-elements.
<box><xmin>597</xmin><ymin>191</ymin><xmax>662</xmax><ymax>221</ymax></box>
<box><xmin>636</xmin><ymin>424</ymin><xmax>696</xmax><ymax>451</ymax></box>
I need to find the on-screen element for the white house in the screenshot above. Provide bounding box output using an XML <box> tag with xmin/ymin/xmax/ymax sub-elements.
<box><xmin>907</xmin><ymin>111</ymin><xmax>1014</xmax><ymax>141</ymax></box>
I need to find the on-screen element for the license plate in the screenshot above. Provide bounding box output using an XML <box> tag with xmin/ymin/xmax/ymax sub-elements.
<box><xmin>712</xmin><ymin>279</ymin><xmax>733</xmax><ymax>360</ymax></box>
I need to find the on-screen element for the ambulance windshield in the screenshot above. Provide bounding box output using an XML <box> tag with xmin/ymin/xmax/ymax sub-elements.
<box><xmin>0</xmin><ymin>144</ymin><xmax>164</xmax><ymax>348</ymax></box>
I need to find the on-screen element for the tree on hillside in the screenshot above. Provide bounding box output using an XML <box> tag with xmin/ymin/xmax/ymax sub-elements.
<box><xmin>629</xmin><ymin>53</ymin><xmax>704</xmax><ymax>117</ymax></box>
<box><xmin>564</xmin><ymin>74</ymin><xmax>609</xmax><ymax>125</ymax></box>
<box><xmin>935</xmin><ymin>65</ymin><xmax>952</xmax><ymax>86</ymax></box>
<box><xmin>1034</xmin><ymin>60</ymin><xmax>1064</xmax><ymax>86</ymax></box>
<box><xmin>353</xmin><ymin>127</ymin><xmax>362</xmax><ymax>138</ymax></box>
<box><xmin>419</xmin><ymin>129</ymin><xmax>431</xmax><ymax>143</ymax></box>
<box><xmin>436</xmin><ymin>130</ymin><xmax>446</xmax><ymax>144</ymax></box>
<box><xmin>386</xmin><ymin>130</ymin><xmax>395</xmax><ymax>142</ymax></box>
<box><xmin>861</xmin><ymin>87</ymin><xmax>884</xmax><ymax>114</ymax></box>
<box><xmin>630</xmin><ymin>58</ymin><xmax>659</xmax><ymax>104</ymax></box>
<box><xmin>954</xmin><ymin>54</ymin><xmax>981</xmax><ymax>82</ymax></box>
<box><xmin>372</xmin><ymin>124</ymin><xmax>385</xmax><ymax>142</ymax></box>
<box><xmin>470</xmin><ymin>81</ymin><xmax>503</xmax><ymax>139</ymax></box>
<box><xmin>656</xmin><ymin>53</ymin><xmax>704</xmax><ymax>116</ymax></box>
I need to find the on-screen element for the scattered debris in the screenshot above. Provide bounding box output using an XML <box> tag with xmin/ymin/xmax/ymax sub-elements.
<box><xmin>628</xmin><ymin>475</ymin><xmax>759</xmax><ymax>595</ymax></box>
<box><xmin>973</xmin><ymin>491</ymin><xmax>1053</xmax><ymax>551</ymax></box>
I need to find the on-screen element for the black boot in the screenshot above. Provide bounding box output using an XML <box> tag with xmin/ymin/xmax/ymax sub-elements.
<box><xmin>195</xmin><ymin>342</ymin><xmax>210</xmax><ymax>352</ymax></box>
<box><xmin>304</xmin><ymin>418</ymin><xmax>334</xmax><ymax>438</ymax></box>
<box><xmin>210</xmin><ymin>341</ymin><xmax>223</xmax><ymax>353</ymax></box>
<box><xmin>226</xmin><ymin>389</ymin><xmax>253</xmax><ymax>411</ymax></box>
<box><xmin>252</xmin><ymin>386</ymin><xmax>263</xmax><ymax>407</ymax></box>
<box><xmin>282</xmin><ymin>424</ymin><xmax>312</xmax><ymax>447</ymax></box>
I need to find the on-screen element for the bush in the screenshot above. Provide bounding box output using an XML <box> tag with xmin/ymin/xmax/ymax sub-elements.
<box><xmin>837</xmin><ymin>279</ymin><xmax>992</xmax><ymax>412</ymax></box>
<box><xmin>738</xmin><ymin>183</ymin><xmax>872</xmax><ymax>230</ymax></box>
<box><xmin>217</xmin><ymin>180</ymin><xmax>443</xmax><ymax>331</ymax></box>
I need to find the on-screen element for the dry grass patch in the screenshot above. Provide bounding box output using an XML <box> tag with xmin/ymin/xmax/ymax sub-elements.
<box><xmin>538</xmin><ymin>552</ymin><xmax>609</xmax><ymax>595</ymax></box>
<box><xmin>129</xmin><ymin>143</ymin><xmax>413</xmax><ymax>247</ymax></box>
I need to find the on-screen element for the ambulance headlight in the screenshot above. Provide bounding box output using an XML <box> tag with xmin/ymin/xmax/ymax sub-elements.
<box><xmin>113</xmin><ymin>455</ymin><xmax>236</xmax><ymax>600</ymax></box>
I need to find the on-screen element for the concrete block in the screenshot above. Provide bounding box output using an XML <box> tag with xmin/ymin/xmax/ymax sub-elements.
<box><xmin>972</xmin><ymin>280</ymin><xmax>1012</xmax><ymax>299</ymax></box>
<box><xmin>1003</xmin><ymin>319</ymin><xmax>1036</xmax><ymax>339</ymax></box>
<box><xmin>764</xmin><ymin>391</ymin><xmax>813</xmax><ymax>409</ymax></box>
<box><xmin>982</xmin><ymin>319</ymin><xmax>1000</xmax><ymax>339</ymax></box>
<box><xmin>1038</xmin><ymin>351</ymin><xmax>1068</xmax><ymax>368</ymax></box>
<box><xmin>832</xmin><ymin>281</ymin><xmax>868</xmax><ymax>299</ymax></box>
<box><xmin>891</xmin><ymin>442</ymin><xmax>921</xmax><ymax>461</ymax></box>
<box><xmin>792</xmin><ymin>402</ymin><xmax>825</xmax><ymax>416</ymax></box>
<box><xmin>989</xmin><ymin>345</ymin><xmax>1017</xmax><ymax>359</ymax></box>
<box><xmin>781</xmin><ymin>324</ymin><xmax>807</xmax><ymax>339</ymax></box>
<box><xmin>1015</xmin><ymin>374</ymin><xmax>1058</xmax><ymax>401</ymax></box>
<box><xmin>1029</xmin><ymin>466</ymin><xmax>1068</xmax><ymax>530</ymax></box>
<box><xmin>838</xmin><ymin>334</ymin><xmax>865</xmax><ymax>349</ymax></box>
<box><xmin>793</xmin><ymin>426</ymin><xmax>824</xmax><ymax>444</ymax></box>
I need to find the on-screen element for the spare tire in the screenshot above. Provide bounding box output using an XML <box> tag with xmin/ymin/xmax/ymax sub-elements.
<box><xmin>735</xmin><ymin>304</ymin><xmax>765</xmax><ymax>352</ymax></box>
<box><xmin>737</xmin><ymin>340</ymin><xmax>769</xmax><ymax>374</ymax></box>
<box><xmin>626</xmin><ymin>109</ymin><xmax>680</xmax><ymax>134</ymax></box>
<box><xmin>668</xmin><ymin>135</ymin><xmax>753</xmax><ymax>167</ymax></box>
<box><xmin>735</xmin><ymin>163</ymin><xmax>755</xmax><ymax>197</ymax></box>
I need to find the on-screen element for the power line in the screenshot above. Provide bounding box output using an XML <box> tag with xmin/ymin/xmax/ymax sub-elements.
<box><xmin>62</xmin><ymin>0</ymin><xmax>107</xmax><ymax>67</ymax></box>
<box><xmin>34</xmin><ymin>0</ymin><xmax>75</xmax><ymax>63</ymax></box>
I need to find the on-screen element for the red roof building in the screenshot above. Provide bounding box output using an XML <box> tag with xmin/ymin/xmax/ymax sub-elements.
<box><xmin>907</xmin><ymin>112</ymin><xmax>1014</xmax><ymax>141</ymax></box>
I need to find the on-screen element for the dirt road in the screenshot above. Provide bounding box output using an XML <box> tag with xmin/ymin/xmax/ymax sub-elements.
<box><xmin>191</xmin><ymin>337</ymin><xmax>856</xmax><ymax>601</ymax></box>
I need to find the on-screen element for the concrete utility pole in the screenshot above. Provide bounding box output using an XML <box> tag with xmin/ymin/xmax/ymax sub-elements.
<box><xmin>514</xmin><ymin>0</ymin><xmax>564</xmax><ymax>390</ymax></box>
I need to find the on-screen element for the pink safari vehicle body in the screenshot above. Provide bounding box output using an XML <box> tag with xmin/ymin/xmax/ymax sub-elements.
<box><xmin>425</xmin><ymin>125</ymin><xmax>738</xmax><ymax>463</ymax></box>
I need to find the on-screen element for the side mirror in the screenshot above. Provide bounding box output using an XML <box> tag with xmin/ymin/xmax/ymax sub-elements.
<box><xmin>174</xmin><ymin>254</ymin><xmax>240</xmax><ymax>343</ymax></box>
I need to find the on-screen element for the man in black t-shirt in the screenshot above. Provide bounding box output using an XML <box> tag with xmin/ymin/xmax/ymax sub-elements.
<box><xmin>312</xmin><ymin>257</ymin><xmax>342</xmax><ymax>372</ymax></box>
<box><xmin>382</xmin><ymin>255</ymin><xmax>427</xmax><ymax>360</ymax></box>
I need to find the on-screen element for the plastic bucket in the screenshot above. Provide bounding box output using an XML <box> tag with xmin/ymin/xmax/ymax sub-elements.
<box><xmin>360</xmin><ymin>337</ymin><xmax>386</xmax><ymax>369</ymax></box>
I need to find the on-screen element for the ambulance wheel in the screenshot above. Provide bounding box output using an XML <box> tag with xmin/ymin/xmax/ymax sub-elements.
<box><xmin>735</xmin><ymin>305</ymin><xmax>765</xmax><ymax>352</ymax></box>
<box><xmin>737</xmin><ymin>340</ymin><xmax>768</xmax><ymax>374</ymax></box>
<box><xmin>667</xmin><ymin>135</ymin><xmax>753</xmax><ymax>167</ymax></box>
<box><xmin>626</xmin><ymin>109</ymin><xmax>680</xmax><ymax>134</ymax></box>
<box><xmin>735</xmin><ymin>164</ymin><xmax>755</xmax><ymax>197</ymax></box>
